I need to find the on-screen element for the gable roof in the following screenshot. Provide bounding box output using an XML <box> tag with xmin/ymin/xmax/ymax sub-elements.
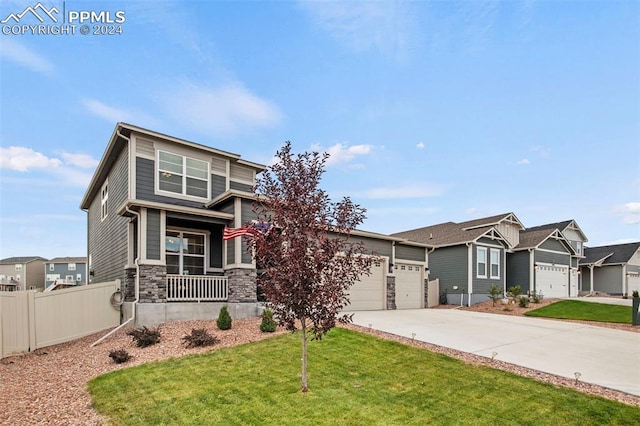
<box><xmin>527</xmin><ymin>219</ymin><xmax>588</xmax><ymax>242</ymax></box>
<box><xmin>391</xmin><ymin>222</ymin><xmax>509</xmax><ymax>248</ymax></box>
<box><xmin>48</xmin><ymin>257</ymin><xmax>87</xmax><ymax>264</ymax></box>
<box><xmin>0</xmin><ymin>256</ymin><xmax>48</xmax><ymax>265</ymax></box>
<box><xmin>458</xmin><ymin>212</ymin><xmax>525</xmax><ymax>231</ymax></box>
<box><xmin>581</xmin><ymin>242</ymin><xmax>640</xmax><ymax>266</ymax></box>
<box><xmin>513</xmin><ymin>228</ymin><xmax>575</xmax><ymax>253</ymax></box>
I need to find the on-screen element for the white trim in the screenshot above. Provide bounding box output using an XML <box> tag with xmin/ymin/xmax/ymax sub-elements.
<box><xmin>155</xmin><ymin>149</ymin><xmax>211</xmax><ymax>201</ymax></box>
<box><xmin>529</xmin><ymin>249</ymin><xmax>535</xmax><ymax>293</ymax></box>
<box><xmin>129</xmin><ymin>135</ymin><xmax>136</xmax><ymax>200</ymax></box>
<box><xmin>160</xmin><ymin>210</ymin><xmax>167</xmax><ymax>263</ymax></box>
<box><xmin>467</xmin><ymin>244</ymin><xmax>473</xmax><ymax>303</ymax></box>
<box><xmin>536</xmin><ymin>248</ymin><xmax>571</xmax><ymax>255</ymax></box>
<box><xmin>476</xmin><ymin>246</ymin><xmax>488</xmax><ymax>279</ymax></box>
<box><xmin>100</xmin><ymin>179</ymin><xmax>109</xmax><ymax>221</ymax></box>
<box><xmin>165</xmin><ymin>228</ymin><xmax>209</xmax><ymax>275</ymax></box>
<box><xmin>475</xmin><ymin>242</ymin><xmax>505</xmax><ymax>249</ymax></box>
<box><xmin>535</xmin><ymin>261</ymin><xmax>569</xmax><ymax>268</ymax></box>
<box><xmin>489</xmin><ymin>248</ymin><xmax>500</xmax><ymax>279</ymax></box>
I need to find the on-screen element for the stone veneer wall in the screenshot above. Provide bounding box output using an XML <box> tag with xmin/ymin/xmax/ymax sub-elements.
<box><xmin>386</xmin><ymin>275</ymin><xmax>396</xmax><ymax>310</ymax></box>
<box><xmin>227</xmin><ymin>268</ymin><xmax>257</xmax><ymax>303</ymax></box>
<box><xmin>138</xmin><ymin>264</ymin><xmax>166</xmax><ymax>303</ymax></box>
<box><xmin>124</xmin><ymin>267</ymin><xmax>136</xmax><ymax>302</ymax></box>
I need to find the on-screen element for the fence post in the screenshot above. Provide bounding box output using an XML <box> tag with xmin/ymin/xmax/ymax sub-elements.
<box><xmin>633</xmin><ymin>296</ymin><xmax>640</xmax><ymax>326</ymax></box>
<box><xmin>28</xmin><ymin>291</ymin><xmax>37</xmax><ymax>352</ymax></box>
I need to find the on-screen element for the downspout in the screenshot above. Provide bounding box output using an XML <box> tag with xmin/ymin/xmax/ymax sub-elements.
<box><xmin>467</xmin><ymin>242</ymin><xmax>473</xmax><ymax>307</ymax></box>
<box><xmin>91</xmin><ymin>206</ymin><xmax>140</xmax><ymax>346</ymax></box>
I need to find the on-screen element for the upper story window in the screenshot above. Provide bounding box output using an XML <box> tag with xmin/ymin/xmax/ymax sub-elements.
<box><xmin>490</xmin><ymin>248</ymin><xmax>500</xmax><ymax>279</ymax></box>
<box><xmin>15</xmin><ymin>264</ymin><xmax>22</xmax><ymax>271</ymax></box>
<box><xmin>157</xmin><ymin>151</ymin><xmax>209</xmax><ymax>199</ymax></box>
<box><xmin>477</xmin><ymin>247</ymin><xmax>487</xmax><ymax>278</ymax></box>
<box><xmin>68</xmin><ymin>263</ymin><xmax>76</xmax><ymax>271</ymax></box>
<box><xmin>49</xmin><ymin>264</ymin><xmax>54</xmax><ymax>271</ymax></box>
<box><xmin>101</xmin><ymin>179</ymin><xmax>109</xmax><ymax>221</ymax></box>
<box><xmin>575</xmin><ymin>241</ymin><xmax>582</xmax><ymax>256</ymax></box>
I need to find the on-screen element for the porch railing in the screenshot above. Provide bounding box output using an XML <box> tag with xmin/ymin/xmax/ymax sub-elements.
<box><xmin>167</xmin><ymin>274</ymin><xmax>228</xmax><ymax>302</ymax></box>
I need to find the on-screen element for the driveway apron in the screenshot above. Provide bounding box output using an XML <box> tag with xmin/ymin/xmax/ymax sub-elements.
<box><xmin>348</xmin><ymin>309</ymin><xmax>640</xmax><ymax>397</ymax></box>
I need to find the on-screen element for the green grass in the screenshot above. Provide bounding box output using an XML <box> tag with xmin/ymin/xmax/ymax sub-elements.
<box><xmin>88</xmin><ymin>328</ymin><xmax>640</xmax><ymax>425</ymax></box>
<box><xmin>525</xmin><ymin>300</ymin><xmax>633</xmax><ymax>324</ymax></box>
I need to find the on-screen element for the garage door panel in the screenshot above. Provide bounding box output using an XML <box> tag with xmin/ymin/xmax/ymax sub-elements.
<box><xmin>536</xmin><ymin>265</ymin><xmax>568</xmax><ymax>298</ymax></box>
<box><xmin>395</xmin><ymin>263</ymin><xmax>423</xmax><ymax>309</ymax></box>
<box><xmin>628</xmin><ymin>276</ymin><xmax>640</xmax><ymax>295</ymax></box>
<box><xmin>346</xmin><ymin>260</ymin><xmax>385</xmax><ymax>310</ymax></box>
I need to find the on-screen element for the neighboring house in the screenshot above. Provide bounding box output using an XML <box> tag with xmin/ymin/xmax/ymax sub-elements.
<box><xmin>44</xmin><ymin>257</ymin><xmax>88</xmax><ymax>289</ymax></box>
<box><xmin>392</xmin><ymin>213</ymin><xmax>523</xmax><ymax>305</ymax></box>
<box><xmin>506</xmin><ymin>228</ymin><xmax>576</xmax><ymax>298</ymax></box>
<box><xmin>580</xmin><ymin>242</ymin><xmax>640</xmax><ymax>296</ymax></box>
<box><xmin>80</xmin><ymin>123</ymin><xmax>430</xmax><ymax>326</ymax></box>
<box><xmin>0</xmin><ymin>256</ymin><xmax>48</xmax><ymax>291</ymax></box>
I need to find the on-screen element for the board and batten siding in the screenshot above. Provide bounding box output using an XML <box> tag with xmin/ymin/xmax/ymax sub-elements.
<box><xmin>395</xmin><ymin>244</ymin><xmax>425</xmax><ymax>262</ymax></box>
<box><xmin>146</xmin><ymin>209</ymin><xmax>162</xmax><ymax>261</ymax></box>
<box><xmin>88</xmin><ymin>147</ymin><xmax>129</xmax><ymax>283</ymax></box>
<box><xmin>429</xmin><ymin>245</ymin><xmax>468</xmax><ymax>293</ymax></box>
<box><xmin>506</xmin><ymin>251</ymin><xmax>531</xmax><ymax>293</ymax></box>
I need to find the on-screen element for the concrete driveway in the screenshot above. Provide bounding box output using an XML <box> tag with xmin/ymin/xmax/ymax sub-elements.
<box><xmin>348</xmin><ymin>309</ymin><xmax>640</xmax><ymax>396</ymax></box>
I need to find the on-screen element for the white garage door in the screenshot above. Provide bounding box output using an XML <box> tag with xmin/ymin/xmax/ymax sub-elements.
<box><xmin>395</xmin><ymin>263</ymin><xmax>423</xmax><ymax>309</ymax></box>
<box><xmin>628</xmin><ymin>274</ymin><xmax>640</xmax><ymax>295</ymax></box>
<box><xmin>536</xmin><ymin>265</ymin><xmax>568</xmax><ymax>298</ymax></box>
<box><xmin>346</xmin><ymin>259</ymin><xmax>385</xmax><ymax>310</ymax></box>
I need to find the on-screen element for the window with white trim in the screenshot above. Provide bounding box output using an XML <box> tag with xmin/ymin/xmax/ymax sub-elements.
<box><xmin>66</xmin><ymin>275</ymin><xmax>74</xmax><ymax>282</ymax></box>
<box><xmin>49</xmin><ymin>264</ymin><xmax>54</xmax><ymax>271</ymax></box>
<box><xmin>166</xmin><ymin>230</ymin><xmax>206</xmax><ymax>275</ymax></box>
<box><xmin>76</xmin><ymin>274</ymin><xmax>82</xmax><ymax>281</ymax></box>
<box><xmin>16</xmin><ymin>274</ymin><xmax>21</xmax><ymax>282</ymax></box>
<box><xmin>157</xmin><ymin>151</ymin><xmax>209</xmax><ymax>199</ymax></box>
<box><xmin>477</xmin><ymin>247</ymin><xmax>487</xmax><ymax>278</ymax></box>
<box><xmin>15</xmin><ymin>264</ymin><xmax>22</xmax><ymax>271</ymax></box>
<box><xmin>68</xmin><ymin>263</ymin><xmax>76</xmax><ymax>271</ymax></box>
<box><xmin>101</xmin><ymin>179</ymin><xmax>109</xmax><ymax>221</ymax></box>
<box><xmin>490</xmin><ymin>248</ymin><xmax>500</xmax><ymax>279</ymax></box>
<box><xmin>575</xmin><ymin>241</ymin><xmax>582</xmax><ymax>256</ymax></box>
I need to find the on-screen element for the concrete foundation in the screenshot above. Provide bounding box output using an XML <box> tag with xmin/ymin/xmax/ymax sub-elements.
<box><xmin>122</xmin><ymin>301</ymin><xmax>262</xmax><ymax>327</ymax></box>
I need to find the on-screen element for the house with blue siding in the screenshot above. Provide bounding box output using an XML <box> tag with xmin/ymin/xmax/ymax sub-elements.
<box><xmin>392</xmin><ymin>213</ymin><xmax>522</xmax><ymax>305</ymax></box>
<box><xmin>44</xmin><ymin>257</ymin><xmax>88</xmax><ymax>290</ymax></box>
<box><xmin>81</xmin><ymin>123</ymin><xmax>430</xmax><ymax>326</ymax></box>
<box><xmin>580</xmin><ymin>242</ymin><xmax>640</xmax><ymax>296</ymax></box>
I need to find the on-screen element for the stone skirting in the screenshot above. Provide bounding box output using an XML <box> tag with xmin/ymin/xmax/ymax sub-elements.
<box><xmin>226</xmin><ymin>268</ymin><xmax>257</xmax><ymax>303</ymax></box>
<box><xmin>138</xmin><ymin>264</ymin><xmax>167</xmax><ymax>303</ymax></box>
<box><xmin>386</xmin><ymin>275</ymin><xmax>396</xmax><ymax>310</ymax></box>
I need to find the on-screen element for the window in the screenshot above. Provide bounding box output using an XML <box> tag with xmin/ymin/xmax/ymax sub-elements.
<box><xmin>49</xmin><ymin>264</ymin><xmax>54</xmax><ymax>271</ymax></box>
<box><xmin>66</xmin><ymin>275</ymin><xmax>74</xmax><ymax>282</ymax></box>
<box><xmin>490</xmin><ymin>249</ymin><xmax>500</xmax><ymax>279</ymax></box>
<box><xmin>477</xmin><ymin>247</ymin><xmax>487</xmax><ymax>278</ymax></box>
<box><xmin>575</xmin><ymin>241</ymin><xmax>582</xmax><ymax>256</ymax></box>
<box><xmin>158</xmin><ymin>151</ymin><xmax>209</xmax><ymax>199</ymax></box>
<box><xmin>16</xmin><ymin>274</ymin><xmax>21</xmax><ymax>282</ymax></box>
<box><xmin>68</xmin><ymin>263</ymin><xmax>76</xmax><ymax>271</ymax></box>
<box><xmin>101</xmin><ymin>179</ymin><xmax>109</xmax><ymax>221</ymax></box>
<box><xmin>76</xmin><ymin>274</ymin><xmax>82</xmax><ymax>281</ymax></box>
<box><xmin>165</xmin><ymin>230</ymin><xmax>206</xmax><ymax>275</ymax></box>
<box><xmin>15</xmin><ymin>264</ymin><xmax>22</xmax><ymax>271</ymax></box>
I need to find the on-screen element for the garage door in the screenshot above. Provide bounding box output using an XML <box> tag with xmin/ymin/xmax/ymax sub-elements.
<box><xmin>395</xmin><ymin>263</ymin><xmax>423</xmax><ymax>309</ymax></box>
<box><xmin>536</xmin><ymin>265</ymin><xmax>568</xmax><ymax>298</ymax></box>
<box><xmin>628</xmin><ymin>274</ymin><xmax>640</xmax><ymax>295</ymax></box>
<box><xmin>346</xmin><ymin>259</ymin><xmax>385</xmax><ymax>310</ymax></box>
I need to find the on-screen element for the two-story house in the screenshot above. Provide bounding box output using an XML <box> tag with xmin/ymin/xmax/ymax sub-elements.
<box><xmin>44</xmin><ymin>257</ymin><xmax>88</xmax><ymax>290</ymax></box>
<box><xmin>0</xmin><ymin>256</ymin><xmax>48</xmax><ymax>291</ymax></box>
<box><xmin>81</xmin><ymin>123</ymin><xmax>431</xmax><ymax>326</ymax></box>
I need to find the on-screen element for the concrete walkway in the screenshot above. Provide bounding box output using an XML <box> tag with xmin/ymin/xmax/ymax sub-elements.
<box><xmin>570</xmin><ymin>296</ymin><xmax>633</xmax><ymax>306</ymax></box>
<box><xmin>348</xmin><ymin>309</ymin><xmax>640</xmax><ymax>397</ymax></box>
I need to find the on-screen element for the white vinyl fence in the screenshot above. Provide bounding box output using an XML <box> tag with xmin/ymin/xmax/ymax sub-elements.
<box><xmin>427</xmin><ymin>279</ymin><xmax>440</xmax><ymax>308</ymax></box>
<box><xmin>0</xmin><ymin>280</ymin><xmax>121</xmax><ymax>358</ymax></box>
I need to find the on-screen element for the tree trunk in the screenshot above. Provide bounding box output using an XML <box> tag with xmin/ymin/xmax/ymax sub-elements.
<box><xmin>301</xmin><ymin>317</ymin><xmax>308</xmax><ymax>392</ymax></box>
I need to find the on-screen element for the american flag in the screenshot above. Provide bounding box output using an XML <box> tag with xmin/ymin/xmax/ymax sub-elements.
<box><xmin>223</xmin><ymin>226</ymin><xmax>259</xmax><ymax>240</ymax></box>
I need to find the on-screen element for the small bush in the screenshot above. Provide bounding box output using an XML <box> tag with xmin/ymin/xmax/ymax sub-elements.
<box><xmin>109</xmin><ymin>349</ymin><xmax>131</xmax><ymax>364</ymax></box>
<box><xmin>507</xmin><ymin>285</ymin><xmax>521</xmax><ymax>300</ymax></box>
<box><xmin>633</xmin><ymin>290</ymin><xmax>639</xmax><ymax>298</ymax></box>
<box><xmin>128</xmin><ymin>326</ymin><xmax>161</xmax><ymax>348</ymax></box>
<box><xmin>487</xmin><ymin>284</ymin><xmax>502</xmax><ymax>307</ymax></box>
<box><xmin>260</xmin><ymin>309</ymin><xmax>277</xmax><ymax>333</ymax></box>
<box><xmin>531</xmin><ymin>291</ymin><xmax>543</xmax><ymax>303</ymax></box>
<box><xmin>217</xmin><ymin>305</ymin><xmax>232</xmax><ymax>330</ymax></box>
<box><xmin>182</xmin><ymin>328</ymin><xmax>219</xmax><ymax>348</ymax></box>
<box><xmin>518</xmin><ymin>296</ymin><xmax>530</xmax><ymax>308</ymax></box>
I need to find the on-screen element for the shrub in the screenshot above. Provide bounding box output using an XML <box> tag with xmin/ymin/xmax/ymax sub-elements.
<box><xmin>217</xmin><ymin>305</ymin><xmax>232</xmax><ymax>330</ymax></box>
<box><xmin>487</xmin><ymin>284</ymin><xmax>502</xmax><ymax>307</ymax></box>
<box><xmin>260</xmin><ymin>309</ymin><xmax>277</xmax><ymax>333</ymax></box>
<box><xmin>128</xmin><ymin>326</ymin><xmax>161</xmax><ymax>348</ymax></box>
<box><xmin>507</xmin><ymin>285</ymin><xmax>521</xmax><ymax>300</ymax></box>
<box><xmin>109</xmin><ymin>349</ymin><xmax>131</xmax><ymax>364</ymax></box>
<box><xmin>518</xmin><ymin>296</ymin><xmax>530</xmax><ymax>308</ymax></box>
<box><xmin>531</xmin><ymin>291</ymin><xmax>543</xmax><ymax>304</ymax></box>
<box><xmin>633</xmin><ymin>290</ymin><xmax>639</xmax><ymax>298</ymax></box>
<box><xmin>182</xmin><ymin>328</ymin><xmax>218</xmax><ymax>348</ymax></box>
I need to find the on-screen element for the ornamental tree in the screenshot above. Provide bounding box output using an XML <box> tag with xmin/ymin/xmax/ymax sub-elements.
<box><xmin>247</xmin><ymin>142</ymin><xmax>374</xmax><ymax>393</ymax></box>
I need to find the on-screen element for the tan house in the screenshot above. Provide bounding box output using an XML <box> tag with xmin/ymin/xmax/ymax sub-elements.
<box><xmin>0</xmin><ymin>256</ymin><xmax>48</xmax><ymax>291</ymax></box>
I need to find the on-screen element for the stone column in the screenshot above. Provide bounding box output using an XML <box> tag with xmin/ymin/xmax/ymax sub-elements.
<box><xmin>138</xmin><ymin>264</ymin><xmax>167</xmax><ymax>303</ymax></box>
<box><xmin>386</xmin><ymin>275</ymin><xmax>396</xmax><ymax>310</ymax></box>
<box><xmin>227</xmin><ymin>268</ymin><xmax>257</xmax><ymax>303</ymax></box>
<box><xmin>124</xmin><ymin>267</ymin><xmax>136</xmax><ymax>302</ymax></box>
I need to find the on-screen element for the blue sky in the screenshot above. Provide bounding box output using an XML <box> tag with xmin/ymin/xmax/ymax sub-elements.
<box><xmin>0</xmin><ymin>0</ymin><xmax>638</xmax><ymax>260</ymax></box>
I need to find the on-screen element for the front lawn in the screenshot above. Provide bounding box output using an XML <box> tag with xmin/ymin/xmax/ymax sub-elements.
<box><xmin>89</xmin><ymin>328</ymin><xmax>640</xmax><ymax>425</ymax></box>
<box><xmin>524</xmin><ymin>300</ymin><xmax>632</xmax><ymax>324</ymax></box>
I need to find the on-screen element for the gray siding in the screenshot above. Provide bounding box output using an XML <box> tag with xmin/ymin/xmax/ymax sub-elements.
<box><xmin>395</xmin><ymin>244</ymin><xmax>425</xmax><ymax>262</ymax></box>
<box><xmin>45</xmin><ymin>263</ymin><xmax>87</xmax><ymax>287</ymax></box>
<box><xmin>210</xmin><ymin>227</ymin><xmax>223</xmax><ymax>268</ymax></box>
<box><xmin>429</xmin><ymin>245</ymin><xmax>468</xmax><ymax>294</ymax></box>
<box><xmin>230</xmin><ymin>181</ymin><xmax>252</xmax><ymax>192</ymax></box>
<box><xmin>227</xmin><ymin>238</ymin><xmax>235</xmax><ymax>265</ymax></box>
<box><xmin>472</xmin><ymin>244</ymin><xmax>504</xmax><ymax>294</ymax></box>
<box><xmin>212</xmin><ymin>175</ymin><xmax>226</xmax><ymax>198</ymax></box>
<box><xmin>540</xmin><ymin>239</ymin><xmax>567</xmax><ymax>252</ymax></box>
<box><xmin>147</xmin><ymin>209</ymin><xmax>161</xmax><ymax>260</ymax></box>
<box><xmin>349</xmin><ymin>236</ymin><xmax>392</xmax><ymax>258</ymax></box>
<box><xmin>507</xmin><ymin>251</ymin><xmax>531</xmax><ymax>293</ymax></box>
<box><xmin>88</xmin><ymin>147</ymin><xmax>129</xmax><ymax>283</ymax></box>
<box><xmin>593</xmin><ymin>266</ymin><xmax>624</xmax><ymax>294</ymax></box>
<box><xmin>136</xmin><ymin>157</ymin><xmax>208</xmax><ymax>209</ymax></box>
<box><xmin>535</xmin><ymin>250</ymin><xmax>570</xmax><ymax>266</ymax></box>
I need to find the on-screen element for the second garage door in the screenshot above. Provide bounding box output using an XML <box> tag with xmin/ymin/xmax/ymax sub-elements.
<box><xmin>346</xmin><ymin>259</ymin><xmax>385</xmax><ymax>310</ymax></box>
<box><xmin>536</xmin><ymin>264</ymin><xmax>568</xmax><ymax>298</ymax></box>
<box><xmin>395</xmin><ymin>263</ymin><xmax>423</xmax><ymax>309</ymax></box>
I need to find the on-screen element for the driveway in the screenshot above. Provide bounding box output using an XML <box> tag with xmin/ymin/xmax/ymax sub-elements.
<box><xmin>348</xmin><ymin>309</ymin><xmax>640</xmax><ymax>397</ymax></box>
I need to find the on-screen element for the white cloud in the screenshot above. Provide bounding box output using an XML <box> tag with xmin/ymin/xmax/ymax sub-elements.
<box><xmin>0</xmin><ymin>38</ymin><xmax>54</xmax><ymax>75</ymax></box>
<box><xmin>616</xmin><ymin>202</ymin><xmax>640</xmax><ymax>225</ymax></box>
<box><xmin>362</xmin><ymin>184</ymin><xmax>447</xmax><ymax>199</ymax></box>
<box><xmin>321</xmin><ymin>143</ymin><xmax>373</xmax><ymax>166</ymax></box>
<box><xmin>61</xmin><ymin>152</ymin><xmax>99</xmax><ymax>169</ymax></box>
<box><xmin>82</xmin><ymin>99</ymin><xmax>126</xmax><ymax>123</ymax></box>
<box><xmin>161</xmin><ymin>81</ymin><xmax>282</xmax><ymax>138</ymax></box>
<box><xmin>416</xmin><ymin>142</ymin><xmax>425</xmax><ymax>149</ymax></box>
<box><xmin>300</xmin><ymin>0</ymin><xmax>416</xmax><ymax>59</ymax></box>
<box><xmin>517</xmin><ymin>158</ymin><xmax>530</xmax><ymax>165</ymax></box>
<box><xmin>0</xmin><ymin>146</ymin><xmax>61</xmax><ymax>171</ymax></box>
